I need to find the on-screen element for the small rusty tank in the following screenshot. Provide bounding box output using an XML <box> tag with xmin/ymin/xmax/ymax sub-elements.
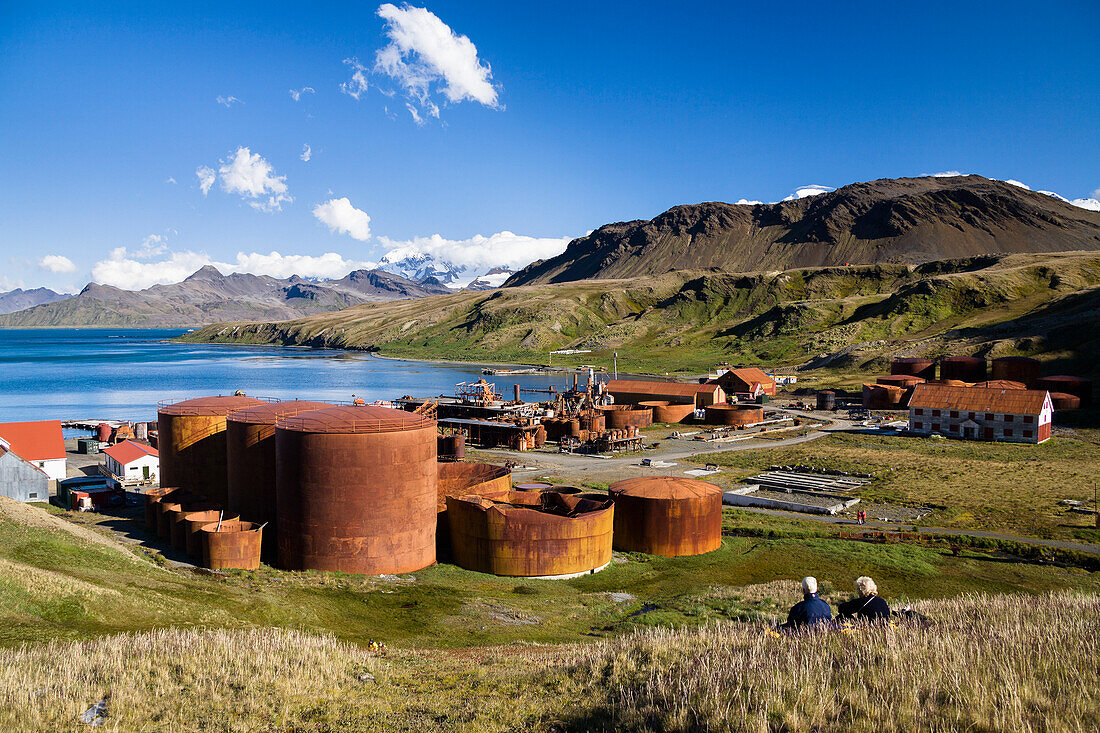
<box><xmin>1035</xmin><ymin>376</ymin><xmax>1092</xmax><ymax>407</ymax></box>
<box><xmin>890</xmin><ymin>358</ymin><xmax>936</xmax><ymax>381</ymax></box>
<box><xmin>991</xmin><ymin>357</ymin><xmax>1041</xmax><ymax>388</ymax></box>
<box><xmin>1049</xmin><ymin>392</ymin><xmax>1082</xmax><ymax>410</ymax></box>
<box><xmin>862</xmin><ymin>384</ymin><xmax>905</xmax><ymax>410</ymax></box>
<box><xmin>201</xmin><ymin>520</ymin><xmax>263</xmax><ymax>570</ymax></box>
<box><xmin>447</xmin><ymin>489</ymin><xmax>614</xmax><ymax>577</ymax></box>
<box><xmin>638</xmin><ymin>400</ymin><xmax>695</xmax><ymax>423</ymax></box>
<box><xmin>703</xmin><ymin>404</ymin><xmax>763</xmax><ymax>426</ymax></box>
<box><xmin>275</xmin><ymin>405</ymin><xmax>438</xmax><ymax>574</ymax></box>
<box><xmin>143</xmin><ymin>487</ymin><xmax>180</xmax><ymax>531</ymax></box>
<box><xmin>609</xmin><ymin>477</ymin><xmax>723</xmax><ymax>557</ymax></box>
<box><xmin>158</xmin><ymin>395</ymin><xmax>265</xmax><ymax>507</ymax></box>
<box><xmin>816</xmin><ymin>391</ymin><xmax>836</xmax><ymax>411</ymax></box>
<box><xmin>437</xmin><ymin>433</ymin><xmax>466</xmax><ymax>461</ymax></box>
<box><xmin>169</xmin><ymin>501</ymin><xmax>222</xmax><ymax>551</ymax></box>
<box><xmin>939</xmin><ymin>356</ymin><xmax>987</xmax><ymax>383</ymax></box>
<box><xmin>597</xmin><ymin>405</ymin><xmax>654</xmax><ymax>430</ymax></box>
<box><xmin>180</xmin><ymin>509</ymin><xmax>237</xmax><ymax>557</ymax></box>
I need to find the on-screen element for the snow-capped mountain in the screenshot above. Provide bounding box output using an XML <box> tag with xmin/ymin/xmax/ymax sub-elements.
<box><xmin>377</xmin><ymin>252</ymin><xmax>513</xmax><ymax>290</ymax></box>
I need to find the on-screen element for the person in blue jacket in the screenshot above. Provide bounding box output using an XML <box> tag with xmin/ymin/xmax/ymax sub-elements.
<box><xmin>785</xmin><ymin>576</ymin><xmax>833</xmax><ymax>628</ymax></box>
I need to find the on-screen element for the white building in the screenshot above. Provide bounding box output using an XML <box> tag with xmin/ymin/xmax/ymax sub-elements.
<box><xmin>0</xmin><ymin>420</ymin><xmax>66</xmax><ymax>481</ymax></box>
<box><xmin>102</xmin><ymin>440</ymin><xmax>159</xmax><ymax>486</ymax></box>
<box><xmin>908</xmin><ymin>384</ymin><xmax>1053</xmax><ymax>444</ymax></box>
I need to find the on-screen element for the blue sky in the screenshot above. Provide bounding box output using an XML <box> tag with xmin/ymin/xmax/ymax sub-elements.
<box><xmin>1</xmin><ymin>0</ymin><xmax>1098</xmax><ymax>292</ymax></box>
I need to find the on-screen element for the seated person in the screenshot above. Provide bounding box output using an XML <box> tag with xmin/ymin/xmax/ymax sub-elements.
<box><xmin>785</xmin><ymin>576</ymin><xmax>833</xmax><ymax>628</ymax></box>
<box><xmin>838</xmin><ymin>576</ymin><xmax>891</xmax><ymax>623</ymax></box>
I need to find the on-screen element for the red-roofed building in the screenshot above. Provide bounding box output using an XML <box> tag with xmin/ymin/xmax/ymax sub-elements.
<box><xmin>103</xmin><ymin>440</ymin><xmax>159</xmax><ymax>486</ymax></box>
<box><xmin>0</xmin><ymin>420</ymin><xmax>66</xmax><ymax>480</ymax></box>
<box><xmin>908</xmin><ymin>384</ymin><xmax>1052</xmax><ymax>443</ymax></box>
<box><xmin>709</xmin><ymin>368</ymin><xmax>777</xmax><ymax>397</ymax></box>
<box><xmin>606</xmin><ymin>379</ymin><xmax>725</xmax><ymax>408</ymax></box>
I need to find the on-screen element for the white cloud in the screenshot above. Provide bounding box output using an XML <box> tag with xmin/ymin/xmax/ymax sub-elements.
<box><xmin>300</xmin><ymin>144</ymin><xmax>312</xmax><ymax>162</ymax></box>
<box><xmin>340</xmin><ymin>58</ymin><xmax>370</xmax><ymax>100</ymax></box>
<box><xmin>136</xmin><ymin>234</ymin><xmax>169</xmax><ymax>259</ymax></box>
<box><xmin>377</xmin><ymin>231</ymin><xmax>571</xmax><ymax>275</ymax></box>
<box><xmin>37</xmin><ymin>255</ymin><xmax>77</xmax><ymax>273</ymax></box>
<box><xmin>782</xmin><ymin>185</ymin><xmax>834</xmax><ymax>201</ymax></box>
<box><xmin>216</xmin><ymin>95</ymin><xmax>242</xmax><ymax>107</ymax></box>
<box><xmin>91</xmin><ymin>248</ymin><xmax>378</xmax><ymax>291</ymax></box>
<box><xmin>165</xmin><ymin>177</ymin><xmax>177</xmax><ymax>184</ymax></box>
<box><xmin>405</xmin><ymin>103</ymin><xmax>423</xmax><ymax>125</ymax></box>
<box><xmin>312</xmin><ymin>198</ymin><xmax>372</xmax><ymax>241</ymax></box>
<box><xmin>289</xmin><ymin>86</ymin><xmax>315</xmax><ymax>101</ymax></box>
<box><xmin>373</xmin><ymin>3</ymin><xmax>499</xmax><ymax>121</ymax></box>
<box><xmin>217</xmin><ymin>147</ymin><xmax>292</xmax><ymax>212</ymax></box>
<box><xmin>196</xmin><ymin>166</ymin><xmax>215</xmax><ymax>195</ymax></box>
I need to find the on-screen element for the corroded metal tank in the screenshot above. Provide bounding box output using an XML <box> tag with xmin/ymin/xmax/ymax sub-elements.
<box><xmin>155</xmin><ymin>491</ymin><xmax>207</xmax><ymax>539</ymax></box>
<box><xmin>201</xmin><ymin>520</ymin><xmax>263</xmax><ymax>570</ymax></box>
<box><xmin>143</xmin><ymin>487</ymin><xmax>180</xmax><ymax>530</ymax></box>
<box><xmin>158</xmin><ymin>395</ymin><xmax>264</xmax><ymax>507</ymax></box>
<box><xmin>275</xmin><ymin>405</ymin><xmax>438</xmax><ymax>575</ymax></box>
<box><xmin>638</xmin><ymin>400</ymin><xmax>695</xmax><ymax>423</ymax></box>
<box><xmin>437</xmin><ymin>434</ymin><xmax>466</xmax><ymax>461</ymax></box>
<box><xmin>1036</xmin><ymin>376</ymin><xmax>1092</xmax><ymax>407</ymax></box>
<box><xmin>862</xmin><ymin>384</ymin><xmax>905</xmax><ymax>410</ymax></box>
<box><xmin>940</xmin><ymin>356</ymin><xmax>987</xmax><ymax>383</ymax></box>
<box><xmin>1049</xmin><ymin>392</ymin><xmax>1082</xmax><ymax>410</ymax></box>
<box><xmin>598</xmin><ymin>405</ymin><xmax>653</xmax><ymax>430</ymax></box>
<box><xmin>515</xmin><ymin>482</ymin><xmax>553</xmax><ymax>491</ymax></box>
<box><xmin>991</xmin><ymin>357</ymin><xmax>1041</xmax><ymax>388</ymax></box>
<box><xmin>436</xmin><ymin>461</ymin><xmax>512</xmax><ymax>559</ymax></box>
<box><xmin>703</xmin><ymin>404</ymin><xmax>763</xmax><ymax>426</ymax></box>
<box><xmin>609</xmin><ymin>477</ymin><xmax>723</xmax><ymax>557</ymax></box>
<box><xmin>816</xmin><ymin>391</ymin><xmax>835</xmax><ymax>411</ymax></box>
<box><xmin>225</xmin><ymin>400</ymin><xmax>330</xmax><ymax>560</ymax></box>
<box><xmin>169</xmin><ymin>501</ymin><xmax>222</xmax><ymax>551</ymax></box>
<box><xmin>890</xmin><ymin>358</ymin><xmax>936</xmax><ymax>381</ymax></box>
<box><xmin>446</xmin><ymin>489</ymin><xmax>614</xmax><ymax>577</ymax></box>
<box><xmin>180</xmin><ymin>510</ymin><xmax>237</xmax><ymax>558</ymax></box>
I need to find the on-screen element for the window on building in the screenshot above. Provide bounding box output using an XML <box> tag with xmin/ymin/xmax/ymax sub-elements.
<box><xmin>932</xmin><ymin>409</ymin><xmax>941</xmax><ymax>417</ymax></box>
<box><xmin>1004</xmin><ymin>429</ymin><xmax>1013</xmax><ymax>437</ymax></box>
<box><xmin>985</xmin><ymin>413</ymin><xmax>994</xmax><ymax>420</ymax></box>
<box><xmin>1024</xmin><ymin>415</ymin><xmax>1034</xmax><ymax>424</ymax></box>
<box><xmin>950</xmin><ymin>411</ymin><xmax>959</xmax><ymax>418</ymax></box>
<box><xmin>969</xmin><ymin>412</ymin><xmax>976</xmax><ymax>419</ymax></box>
<box><xmin>1023</xmin><ymin>430</ymin><xmax>1033</xmax><ymax>438</ymax></box>
<box><xmin>932</xmin><ymin>423</ymin><xmax>940</xmax><ymax>432</ymax></box>
<box><xmin>1005</xmin><ymin>414</ymin><xmax>1013</xmax><ymax>422</ymax></box>
<box><xmin>28</xmin><ymin>492</ymin><xmax>37</xmax><ymax>499</ymax></box>
<box><xmin>950</xmin><ymin>424</ymin><xmax>958</xmax><ymax>432</ymax></box>
<box><xmin>913</xmin><ymin>422</ymin><xmax>923</xmax><ymax>430</ymax></box>
<box><xmin>914</xmin><ymin>408</ymin><xmax>924</xmax><ymax>416</ymax></box>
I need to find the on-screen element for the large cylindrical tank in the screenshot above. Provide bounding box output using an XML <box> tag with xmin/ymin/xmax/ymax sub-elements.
<box><xmin>991</xmin><ymin>357</ymin><xmax>1041</xmax><ymax>388</ymax></box>
<box><xmin>598</xmin><ymin>405</ymin><xmax>653</xmax><ymax>430</ymax></box>
<box><xmin>703</xmin><ymin>404</ymin><xmax>763</xmax><ymax>426</ymax></box>
<box><xmin>1035</xmin><ymin>376</ymin><xmax>1092</xmax><ymax>407</ymax></box>
<box><xmin>940</xmin><ymin>356</ymin><xmax>987</xmax><ymax>383</ymax></box>
<box><xmin>226</xmin><ymin>400</ymin><xmax>331</xmax><ymax>560</ymax></box>
<box><xmin>638</xmin><ymin>400</ymin><xmax>695</xmax><ymax>423</ymax></box>
<box><xmin>436</xmin><ymin>461</ymin><xmax>511</xmax><ymax>559</ymax></box>
<box><xmin>609</xmin><ymin>477</ymin><xmax>723</xmax><ymax>557</ymax></box>
<box><xmin>1049</xmin><ymin>392</ymin><xmax>1082</xmax><ymax>410</ymax></box>
<box><xmin>201</xmin><ymin>521</ymin><xmax>263</xmax><ymax>570</ymax></box>
<box><xmin>816</xmin><ymin>391</ymin><xmax>836</xmax><ymax>411</ymax></box>
<box><xmin>437</xmin><ymin>434</ymin><xmax>466</xmax><ymax>461</ymax></box>
<box><xmin>275</xmin><ymin>405</ymin><xmax>438</xmax><ymax>574</ymax></box>
<box><xmin>890</xmin><ymin>358</ymin><xmax>936</xmax><ymax>381</ymax></box>
<box><xmin>158</xmin><ymin>395</ymin><xmax>265</xmax><ymax>507</ymax></box>
<box><xmin>447</xmin><ymin>490</ymin><xmax>614</xmax><ymax>577</ymax></box>
<box><xmin>862</xmin><ymin>384</ymin><xmax>905</xmax><ymax>409</ymax></box>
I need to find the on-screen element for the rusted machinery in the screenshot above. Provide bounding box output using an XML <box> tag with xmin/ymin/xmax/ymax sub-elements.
<box><xmin>991</xmin><ymin>357</ymin><xmax>1041</xmax><ymax>388</ymax></box>
<box><xmin>201</xmin><ymin>520</ymin><xmax>263</xmax><ymax>570</ymax></box>
<box><xmin>447</xmin><ymin>489</ymin><xmax>614</xmax><ymax>577</ymax></box>
<box><xmin>225</xmin><ymin>400</ymin><xmax>331</xmax><ymax>560</ymax></box>
<box><xmin>609</xmin><ymin>477</ymin><xmax>723</xmax><ymax>557</ymax></box>
<box><xmin>703</xmin><ymin>404</ymin><xmax>763</xmax><ymax>426</ymax></box>
<box><xmin>890</xmin><ymin>358</ymin><xmax>936</xmax><ymax>381</ymax></box>
<box><xmin>275</xmin><ymin>404</ymin><xmax>438</xmax><ymax>575</ymax></box>
<box><xmin>637</xmin><ymin>400</ymin><xmax>695</xmax><ymax>423</ymax></box>
<box><xmin>436</xmin><ymin>461</ymin><xmax>512</xmax><ymax>558</ymax></box>
<box><xmin>939</xmin><ymin>356</ymin><xmax>987</xmax><ymax>383</ymax></box>
<box><xmin>598</xmin><ymin>405</ymin><xmax>653</xmax><ymax>429</ymax></box>
<box><xmin>158</xmin><ymin>395</ymin><xmax>264</xmax><ymax>506</ymax></box>
<box><xmin>1036</xmin><ymin>375</ymin><xmax>1092</xmax><ymax>407</ymax></box>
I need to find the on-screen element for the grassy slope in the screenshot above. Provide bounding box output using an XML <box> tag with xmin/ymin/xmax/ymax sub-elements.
<box><xmin>687</xmin><ymin>430</ymin><xmax>1100</xmax><ymax>541</ymax></box>
<box><xmin>181</xmin><ymin>252</ymin><xmax>1100</xmax><ymax>377</ymax></box>
<box><xmin>2</xmin><ymin>593</ymin><xmax>1097</xmax><ymax>732</ymax></box>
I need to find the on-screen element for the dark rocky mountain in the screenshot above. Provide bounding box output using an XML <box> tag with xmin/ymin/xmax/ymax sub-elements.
<box><xmin>0</xmin><ymin>287</ymin><xmax>70</xmax><ymax>314</ymax></box>
<box><xmin>0</xmin><ymin>266</ymin><xmax>448</xmax><ymax>328</ymax></box>
<box><xmin>505</xmin><ymin>175</ymin><xmax>1100</xmax><ymax>286</ymax></box>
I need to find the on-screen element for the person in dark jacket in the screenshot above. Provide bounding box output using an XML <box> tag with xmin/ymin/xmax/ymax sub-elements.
<box><xmin>785</xmin><ymin>576</ymin><xmax>833</xmax><ymax>628</ymax></box>
<box><xmin>837</xmin><ymin>576</ymin><xmax>891</xmax><ymax>623</ymax></box>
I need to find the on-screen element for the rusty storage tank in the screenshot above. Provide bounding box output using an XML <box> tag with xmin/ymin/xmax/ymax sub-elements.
<box><xmin>816</xmin><ymin>391</ymin><xmax>836</xmax><ymax>411</ymax></box>
<box><xmin>201</xmin><ymin>520</ymin><xmax>263</xmax><ymax>570</ymax></box>
<box><xmin>225</xmin><ymin>400</ymin><xmax>331</xmax><ymax>559</ymax></box>
<box><xmin>515</xmin><ymin>482</ymin><xmax>553</xmax><ymax>491</ymax></box>
<box><xmin>143</xmin><ymin>487</ymin><xmax>180</xmax><ymax>530</ymax></box>
<box><xmin>156</xmin><ymin>491</ymin><xmax>208</xmax><ymax>539</ymax></box>
<box><xmin>1036</xmin><ymin>376</ymin><xmax>1092</xmax><ymax>407</ymax></box>
<box><xmin>169</xmin><ymin>501</ymin><xmax>223</xmax><ymax>551</ymax></box>
<box><xmin>275</xmin><ymin>404</ymin><xmax>437</xmax><ymax>575</ymax></box>
<box><xmin>1049</xmin><ymin>392</ymin><xmax>1082</xmax><ymax>410</ymax></box>
<box><xmin>703</xmin><ymin>404</ymin><xmax>763</xmax><ymax>426</ymax></box>
<box><xmin>973</xmin><ymin>380</ymin><xmax>1025</xmax><ymax>390</ymax></box>
<box><xmin>638</xmin><ymin>400</ymin><xmax>695</xmax><ymax>423</ymax></box>
<box><xmin>862</xmin><ymin>384</ymin><xmax>905</xmax><ymax>410</ymax></box>
<box><xmin>436</xmin><ymin>461</ymin><xmax>512</xmax><ymax>558</ymax></box>
<box><xmin>991</xmin><ymin>357</ymin><xmax>1041</xmax><ymax>388</ymax></box>
<box><xmin>96</xmin><ymin>422</ymin><xmax>112</xmax><ymax>443</ymax></box>
<box><xmin>890</xmin><ymin>357</ymin><xmax>936</xmax><ymax>381</ymax></box>
<box><xmin>446</xmin><ymin>489</ymin><xmax>614</xmax><ymax>577</ymax></box>
<box><xmin>598</xmin><ymin>405</ymin><xmax>654</xmax><ymax>430</ymax></box>
<box><xmin>180</xmin><ymin>509</ymin><xmax>238</xmax><ymax>557</ymax></box>
<box><xmin>437</xmin><ymin>433</ymin><xmax>466</xmax><ymax>461</ymax></box>
<box><xmin>609</xmin><ymin>477</ymin><xmax>723</xmax><ymax>557</ymax></box>
<box><xmin>940</xmin><ymin>356</ymin><xmax>987</xmax><ymax>383</ymax></box>
<box><xmin>158</xmin><ymin>395</ymin><xmax>265</xmax><ymax>507</ymax></box>
<box><xmin>937</xmin><ymin>379</ymin><xmax>971</xmax><ymax>388</ymax></box>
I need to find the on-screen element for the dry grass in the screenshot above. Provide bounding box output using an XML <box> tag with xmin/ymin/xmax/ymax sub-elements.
<box><xmin>1</xmin><ymin>593</ymin><xmax>1096</xmax><ymax>732</ymax></box>
<box><xmin>554</xmin><ymin>592</ymin><xmax>1100</xmax><ymax>732</ymax></box>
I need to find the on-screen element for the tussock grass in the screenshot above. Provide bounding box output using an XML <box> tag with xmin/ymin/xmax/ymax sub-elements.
<box><xmin>555</xmin><ymin>592</ymin><xmax>1100</xmax><ymax>732</ymax></box>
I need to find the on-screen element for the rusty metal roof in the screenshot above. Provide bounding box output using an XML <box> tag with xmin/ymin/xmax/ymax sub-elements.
<box><xmin>909</xmin><ymin>384</ymin><xmax>1050</xmax><ymax>414</ymax></box>
<box><xmin>158</xmin><ymin>395</ymin><xmax>267</xmax><ymax>416</ymax></box>
<box><xmin>607</xmin><ymin>379</ymin><xmax>721</xmax><ymax>397</ymax></box>
<box><xmin>276</xmin><ymin>404</ymin><xmax>435</xmax><ymax>434</ymax></box>
<box><xmin>610</xmin><ymin>476</ymin><xmax>722</xmax><ymax>500</ymax></box>
<box><xmin>227</xmin><ymin>400</ymin><xmax>332</xmax><ymax>426</ymax></box>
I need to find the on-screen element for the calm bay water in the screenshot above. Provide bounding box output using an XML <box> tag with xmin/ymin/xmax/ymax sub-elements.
<box><xmin>0</xmin><ymin>329</ymin><xmax>572</xmax><ymax>422</ymax></box>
